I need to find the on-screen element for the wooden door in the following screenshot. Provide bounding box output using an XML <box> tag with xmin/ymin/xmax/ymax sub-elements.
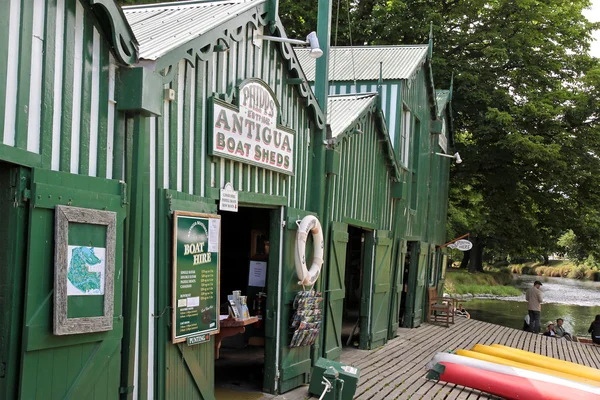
<box><xmin>322</xmin><ymin>221</ymin><xmax>348</xmax><ymax>360</ymax></box>
<box><xmin>19</xmin><ymin>169</ymin><xmax>126</xmax><ymax>399</ymax></box>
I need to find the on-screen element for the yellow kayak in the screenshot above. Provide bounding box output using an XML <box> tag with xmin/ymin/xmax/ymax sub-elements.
<box><xmin>490</xmin><ymin>344</ymin><xmax>600</xmax><ymax>382</ymax></box>
<box><xmin>470</xmin><ymin>344</ymin><xmax>600</xmax><ymax>383</ymax></box>
<box><xmin>457</xmin><ymin>349</ymin><xmax>600</xmax><ymax>388</ymax></box>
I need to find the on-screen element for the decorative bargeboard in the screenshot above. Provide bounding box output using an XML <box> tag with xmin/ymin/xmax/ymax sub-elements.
<box><xmin>54</xmin><ymin>205</ymin><xmax>116</xmax><ymax>335</ymax></box>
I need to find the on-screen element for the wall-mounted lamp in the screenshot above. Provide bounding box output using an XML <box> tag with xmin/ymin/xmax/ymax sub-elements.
<box><xmin>256</xmin><ymin>31</ymin><xmax>323</xmax><ymax>58</ymax></box>
<box><xmin>435</xmin><ymin>152</ymin><xmax>462</xmax><ymax>164</ymax></box>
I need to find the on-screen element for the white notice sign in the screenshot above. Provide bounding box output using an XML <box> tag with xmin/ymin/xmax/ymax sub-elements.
<box><xmin>208</xmin><ymin>219</ymin><xmax>221</xmax><ymax>253</ymax></box>
<box><xmin>219</xmin><ymin>182</ymin><xmax>238</xmax><ymax>212</ymax></box>
<box><xmin>248</xmin><ymin>261</ymin><xmax>267</xmax><ymax>287</ymax></box>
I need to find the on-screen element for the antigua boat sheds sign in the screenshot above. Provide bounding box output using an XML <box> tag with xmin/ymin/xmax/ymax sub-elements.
<box><xmin>210</xmin><ymin>79</ymin><xmax>295</xmax><ymax>175</ymax></box>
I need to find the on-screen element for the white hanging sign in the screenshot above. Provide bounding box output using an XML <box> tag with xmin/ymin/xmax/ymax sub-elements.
<box><xmin>219</xmin><ymin>183</ymin><xmax>238</xmax><ymax>212</ymax></box>
<box><xmin>211</xmin><ymin>79</ymin><xmax>295</xmax><ymax>175</ymax></box>
<box><xmin>448</xmin><ymin>239</ymin><xmax>473</xmax><ymax>251</ymax></box>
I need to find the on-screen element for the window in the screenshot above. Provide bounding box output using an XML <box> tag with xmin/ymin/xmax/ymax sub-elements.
<box><xmin>400</xmin><ymin>107</ymin><xmax>411</xmax><ymax>166</ymax></box>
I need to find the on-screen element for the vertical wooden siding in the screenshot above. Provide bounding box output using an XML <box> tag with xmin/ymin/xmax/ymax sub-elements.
<box><xmin>143</xmin><ymin>19</ymin><xmax>320</xmax><ymax>399</ymax></box>
<box><xmin>0</xmin><ymin>0</ymin><xmax>122</xmax><ymax>179</ymax></box>
<box><xmin>329</xmin><ymin>110</ymin><xmax>394</xmax><ymax>230</ymax></box>
<box><xmin>153</xmin><ymin>23</ymin><xmax>313</xmax><ymax>209</ymax></box>
<box><xmin>328</xmin><ymin>81</ymin><xmax>402</xmax><ymax>148</ymax></box>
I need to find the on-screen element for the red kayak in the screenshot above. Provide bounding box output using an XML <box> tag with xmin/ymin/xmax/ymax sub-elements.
<box><xmin>427</xmin><ymin>362</ymin><xmax>600</xmax><ymax>400</ymax></box>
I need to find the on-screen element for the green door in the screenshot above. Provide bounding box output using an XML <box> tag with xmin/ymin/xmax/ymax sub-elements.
<box><xmin>272</xmin><ymin>207</ymin><xmax>317</xmax><ymax>393</ymax></box>
<box><xmin>156</xmin><ymin>189</ymin><xmax>217</xmax><ymax>400</ymax></box>
<box><xmin>19</xmin><ymin>169</ymin><xmax>126</xmax><ymax>399</ymax></box>
<box><xmin>370</xmin><ymin>230</ymin><xmax>393</xmax><ymax>348</ymax></box>
<box><xmin>388</xmin><ymin>240</ymin><xmax>407</xmax><ymax>339</ymax></box>
<box><xmin>0</xmin><ymin>166</ymin><xmax>29</xmax><ymax>400</ymax></box>
<box><xmin>323</xmin><ymin>221</ymin><xmax>348</xmax><ymax>360</ymax></box>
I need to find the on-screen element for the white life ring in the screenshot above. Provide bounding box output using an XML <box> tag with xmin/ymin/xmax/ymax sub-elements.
<box><xmin>294</xmin><ymin>215</ymin><xmax>324</xmax><ymax>286</ymax></box>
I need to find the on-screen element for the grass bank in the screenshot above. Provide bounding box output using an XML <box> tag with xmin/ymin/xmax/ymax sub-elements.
<box><xmin>509</xmin><ymin>260</ymin><xmax>600</xmax><ymax>281</ymax></box>
<box><xmin>445</xmin><ymin>268</ymin><xmax>522</xmax><ymax>296</ymax></box>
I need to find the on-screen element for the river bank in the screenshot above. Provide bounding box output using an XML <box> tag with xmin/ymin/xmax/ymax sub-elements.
<box><xmin>509</xmin><ymin>260</ymin><xmax>600</xmax><ymax>281</ymax></box>
<box><xmin>458</xmin><ymin>275</ymin><xmax>600</xmax><ymax>337</ymax></box>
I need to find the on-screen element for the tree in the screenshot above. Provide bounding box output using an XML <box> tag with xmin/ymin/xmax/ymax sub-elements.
<box><xmin>333</xmin><ymin>0</ymin><xmax>600</xmax><ymax>270</ymax></box>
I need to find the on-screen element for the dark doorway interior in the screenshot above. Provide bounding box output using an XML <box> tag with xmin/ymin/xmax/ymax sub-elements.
<box><xmin>215</xmin><ymin>206</ymin><xmax>271</xmax><ymax>394</ymax></box>
<box><xmin>399</xmin><ymin>241</ymin><xmax>417</xmax><ymax>327</ymax></box>
<box><xmin>341</xmin><ymin>226</ymin><xmax>367</xmax><ymax>347</ymax></box>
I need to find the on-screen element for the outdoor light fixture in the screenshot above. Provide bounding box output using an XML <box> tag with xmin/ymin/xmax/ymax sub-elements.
<box><xmin>257</xmin><ymin>31</ymin><xmax>323</xmax><ymax>58</ymax></box>
<box><xmin>435</xmin><ymin>152</ymin><xmax>462</xmax><ymax>164</ymax></box>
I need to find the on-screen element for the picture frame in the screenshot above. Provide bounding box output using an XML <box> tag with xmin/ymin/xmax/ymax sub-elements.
<box><xmin>54</xmin><ymin>205</ymin><xmax>116</xmax><ymax>335</ymax></box>
<box><xmin>250</xmin><ymin>229</ymin><xmax>269</xmax><ymax>260</ymax></box>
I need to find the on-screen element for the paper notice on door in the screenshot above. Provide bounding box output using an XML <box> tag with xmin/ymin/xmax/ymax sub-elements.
<box><xmin>208</xmin><ymin>219</ymin><xmax>220</xmax><ymax>252</ymax></box>
<box><xmin>248</xmin><ymin>261</ymin><xmax>267</xmax><ymax>287</ymax></box>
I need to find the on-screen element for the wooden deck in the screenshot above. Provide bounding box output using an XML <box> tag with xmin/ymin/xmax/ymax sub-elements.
<box><xmin>262</xmin><ymin>317</ymin><xmax>600</xmax><ymax>400</ymax></box>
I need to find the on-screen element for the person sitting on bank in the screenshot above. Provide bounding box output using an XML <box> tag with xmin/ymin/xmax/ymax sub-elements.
<box><xmin>588</xmin><ymin>314</ymin><xmax>600</xmax><ymax>345</ymax></box>
<box><xmin>555</xmin><ymin>318</ymin><xmax>573</xmax><ymax>341</ymax></box>
<box><xmin>525</xmin><ymin>280</ymin><xmax>543</xmax><ymax>333</ymax></box>
<box><xmin>455</xmin><ymin>304</ymin><xmax>470</xmax><ymax>319</ymax></box>
<box><xmin>543</xmin><ymin>321</ymin><xmax>556</xmax><ymax>337</ymax></box>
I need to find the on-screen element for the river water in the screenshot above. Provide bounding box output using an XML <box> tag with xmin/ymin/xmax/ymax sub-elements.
<box><xmin>460</xmin><ymin>275</ymin><xmax>600</xmax><ymax>337</ymax></box>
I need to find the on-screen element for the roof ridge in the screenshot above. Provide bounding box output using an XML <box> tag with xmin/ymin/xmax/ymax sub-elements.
<box><xmin>328</xmin><ymin>92</ymin><xmax>378</xmax><ymax>99</ymax></box>
<box><xmin>123</xmin><ymin>0</ymin><xmax>252</xmax><ymax>11</ymax></box>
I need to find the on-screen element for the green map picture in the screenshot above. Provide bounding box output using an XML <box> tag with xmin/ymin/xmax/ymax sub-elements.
<box><xmin>67</xmin><ymin>246</ymin><xmax>106</xmax><ymax>296</ymax></box>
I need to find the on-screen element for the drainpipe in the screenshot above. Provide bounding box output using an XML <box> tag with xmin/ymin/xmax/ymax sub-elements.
<box><xmin>313</xmin><ymin>0</ymin><xmax>333</xmax><ymax>360</ymax></box>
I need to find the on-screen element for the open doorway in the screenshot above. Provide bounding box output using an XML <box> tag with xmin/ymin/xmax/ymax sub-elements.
<box><xmin>400</xmin><ymin>241</ymin><xmax>416</xmax><ymax>327</ymax></box>
<box><xmin>341</xmin><ymin>226</ymin><xmax>367</xmax><ymax>347</ymax></box>
<box><xmin>214</xmin><ymin>206</ymin><xmax>272</xmax><ymax>396</ymax></box>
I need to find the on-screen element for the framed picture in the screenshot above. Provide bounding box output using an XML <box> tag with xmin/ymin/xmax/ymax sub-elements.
<box><xmin>54</xmin><ymin>205</ymin><xmax>117</xmax><ymax>335</ymax></box>
<box><xmin>250</xmin><ymin>229</ymin><xmax>269</xmax><ymax>260</ymax></box>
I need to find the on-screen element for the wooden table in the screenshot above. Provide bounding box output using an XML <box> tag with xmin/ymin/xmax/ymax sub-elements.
<box><xmin>214</xmin><ymin>315</ymin><xmax>258</xmax><ymax>359</ymax></box>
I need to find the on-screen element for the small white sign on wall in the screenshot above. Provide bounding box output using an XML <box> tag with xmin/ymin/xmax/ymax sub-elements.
<box><xmin>248</xmin><ymin>261</ymin><xmax>267</xmax><ymax>287</ymax></box>
<box><xmin>219</xmin><ymin>182</ymin><xmax>238</xmax><ymax>212</ymax></box>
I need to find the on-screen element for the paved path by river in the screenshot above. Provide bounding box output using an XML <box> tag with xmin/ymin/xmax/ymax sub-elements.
<box><xmin>262</xmin><ymin>317</ymin><xmax>600</xmax><ymax>400</ymax></box>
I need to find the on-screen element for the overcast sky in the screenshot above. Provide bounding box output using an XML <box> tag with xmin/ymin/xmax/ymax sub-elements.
<box><xmin>583</xmin><ymin>0</ymin><xmax>600</xmax><ymax>57</ymax></box>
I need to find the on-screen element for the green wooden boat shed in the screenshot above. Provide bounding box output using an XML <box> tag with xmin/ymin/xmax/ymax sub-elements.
<box><xmin>0</xmin><ymin>0</ymin><xmax>454</xmax><ymax>399</ymax></box>
<box><xmin>297</xmin><ymin>43</ymin><xmax>455</xmax><ymax>330</ymax></box>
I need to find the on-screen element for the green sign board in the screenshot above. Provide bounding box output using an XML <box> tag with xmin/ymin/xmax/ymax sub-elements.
<box><xmin>172</xmin><ymin>211</ymin><xmax>221</xmax><ymax>343</ymax></box>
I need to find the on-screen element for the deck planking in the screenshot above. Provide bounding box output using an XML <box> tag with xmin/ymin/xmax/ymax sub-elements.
<box><xmin>262</xmin><ymin>317</ymin><xmax>600</xmax><ymax>400</ymax></box>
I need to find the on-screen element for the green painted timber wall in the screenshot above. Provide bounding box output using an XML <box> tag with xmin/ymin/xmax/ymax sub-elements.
<box><xmin>133</xmin><ymin>13</ymin><xmax>324</xmax><ymax>399</ymax></box>
<box><xmin>324</xmin><ymin>81</ymin><xmax>403</xmax><ymax>145</ymax></box>
<box><xmin>0</xmin><ymin>0</ymin><xmax>124</xmax><ymax>179</ymax></box>
<box><xmin>326</xmin><ymin>106</ymin><xmax>394</xmax><ymax>231</ymax></box>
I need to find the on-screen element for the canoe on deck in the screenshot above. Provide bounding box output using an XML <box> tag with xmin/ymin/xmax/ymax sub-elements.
<box><xmin>427</xmin><ymin>361</ymin><xmax>600</xmax><ymax>400</ymax></box>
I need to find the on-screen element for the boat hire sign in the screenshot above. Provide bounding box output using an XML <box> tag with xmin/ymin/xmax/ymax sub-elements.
<box><xmin>172</xmin><ymin>211</ymin><xmax>221</xmax><ymax>343</ymax></box>
<box><xmin>448</xmin><ymin>239</ymin><xmax>473</xmax><ymax>251</ymax></box>
<box><xmin>210</xmin><ymin>79</ymin><xmax>295</xmax><ymax>175</ymax></box>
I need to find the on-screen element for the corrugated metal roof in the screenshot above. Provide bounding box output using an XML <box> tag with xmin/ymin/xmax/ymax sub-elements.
<box><xmin>296</xmin><ymin>45</ymin><xmax>429</xmax><ymax>82</ymax></box>
<box><xmin>328</xmin><ymin>93</ymin><xmax>377</xmax><ymax>137</ymax></box>
<box><xmin>436</xmin><ymin>90</ymin><xmax>450</xmax><ymax>116</ymax></box>
<box><xmin>123</xmin><ymin>0</ymin><xmax>265</xmax><ymax>60</ymax></box>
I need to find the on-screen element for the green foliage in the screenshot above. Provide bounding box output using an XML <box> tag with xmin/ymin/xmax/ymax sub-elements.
<box><xmin>557</xmin><ymin>230</ymin><xmax>587</xmax><ymax>262</ymax></box>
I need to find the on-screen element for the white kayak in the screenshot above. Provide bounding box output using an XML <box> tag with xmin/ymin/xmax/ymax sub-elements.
<box><xmin>427</xmin><ymin>352</ymin><xmax>600</xmax><ymax>396</ymax></box>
